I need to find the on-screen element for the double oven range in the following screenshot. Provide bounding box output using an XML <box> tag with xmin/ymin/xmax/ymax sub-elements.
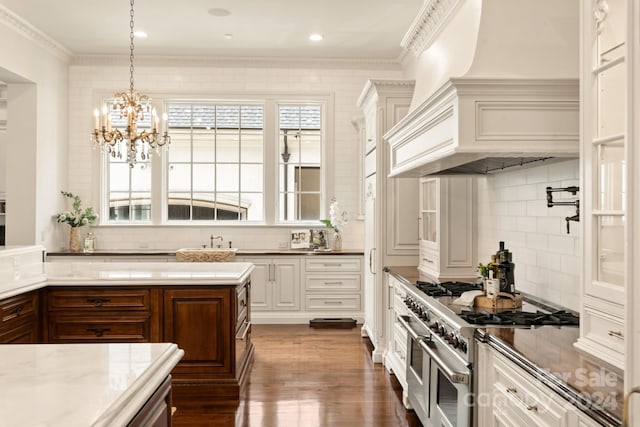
<box><xmin>397</xmin><ymin>280</ymin><xmax>579</xmax><ymax>427</ymax></box>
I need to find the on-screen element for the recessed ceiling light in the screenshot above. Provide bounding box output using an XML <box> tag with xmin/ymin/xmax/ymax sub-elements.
<box><xmin>208</xmin><ymin>8</ymin><xmax>230</xmax><ymax>17</ymax></box>
<box><xmin>134</xmin><ymin>30</ymin><xmax>148</xmax><ymax>38</ymax></box>
<box><xmin>309</xmin><ymin>33</ymin><xmax>324</xmax><ymax>42</ymax></box>
<box><xmin>224</xmin><ymin>33</ymin><xmax>233</xmax><ymax>40</ymax></box>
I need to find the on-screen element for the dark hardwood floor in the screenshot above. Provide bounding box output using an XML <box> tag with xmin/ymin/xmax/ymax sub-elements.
<box><xmin>172</xmin><ymin>324</ymin><xmax>422</xmax><ymax>427</ymax></box>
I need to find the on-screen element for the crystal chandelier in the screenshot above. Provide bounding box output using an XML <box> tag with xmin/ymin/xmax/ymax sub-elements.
<box><xmin>92</xmin><ymin>0</ymin><xmax>170</xmax><ymax>167</ymax></box>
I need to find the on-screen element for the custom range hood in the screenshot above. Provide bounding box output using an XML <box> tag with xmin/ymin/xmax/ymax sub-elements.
<box><xmin>385</xmin><ymin>0</ymin><xmax>580</xmax><ymax>177</ymax></box>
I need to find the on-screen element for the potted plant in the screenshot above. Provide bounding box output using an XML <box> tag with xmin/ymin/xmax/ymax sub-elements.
<box><xmin>320</xmin><ymin>198</ymin><xmax>348</xmax><ymax>251</ymax></box>
<box><xmin>56</xmin><ymin>191</ymin><xmax>98</xmax><ymax>252</ymax></box>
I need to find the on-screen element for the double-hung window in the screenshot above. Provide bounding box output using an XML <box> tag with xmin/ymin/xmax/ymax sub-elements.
<box><xmin>102</xmin><ymin>96</ymin><xmax>327</xmax><ymax>225</ymax></box>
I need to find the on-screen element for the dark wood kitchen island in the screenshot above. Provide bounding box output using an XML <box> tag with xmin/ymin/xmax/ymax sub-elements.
<box><xmin>40</xmin><ymin>261</ymin><xmax>255</xmax><ymax>407</ymax></box>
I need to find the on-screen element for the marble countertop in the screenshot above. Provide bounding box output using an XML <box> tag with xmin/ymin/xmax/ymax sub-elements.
<box><xmin>46</xmin><ymin>248</ymin><xmax>365</xmax><ymax>256</ymax></box>
<box><xmin>44</xmin><ymin>261</ymin><xmax>255</xmax><ymax>286</ymax></box>
<box><xmin>0</xmin><ymin>342</ymin><xmax>184</xmax><ymax>427</ymax></box>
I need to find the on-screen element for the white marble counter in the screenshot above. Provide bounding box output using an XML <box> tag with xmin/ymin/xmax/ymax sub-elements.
<box><xmin>44</xmin><ymin>261</ymin><xmax>254</xmax><ymax>286</ymax></box>
<box><xmin>0</xmin><ymin>342</ymin><xmax>184</xmax><ymax>427</ymax></box>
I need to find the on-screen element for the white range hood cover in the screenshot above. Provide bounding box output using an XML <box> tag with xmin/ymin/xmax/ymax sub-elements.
<box><xmin>385</xmin><ymin>0</ymin><xmax>580</xmax><ymax>177</ymax></box>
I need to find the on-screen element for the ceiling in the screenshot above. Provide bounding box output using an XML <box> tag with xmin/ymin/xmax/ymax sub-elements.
<box><xmin>0</xmin><ymin>0</ymin><xmax>423</xmax><ymax>61</ymax></box>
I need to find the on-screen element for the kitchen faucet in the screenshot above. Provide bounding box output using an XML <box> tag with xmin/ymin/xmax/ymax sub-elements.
<box><xmin>210</xmin><ymin>235</ymin><xmax>224</xmax><ymax>248</ymax></box>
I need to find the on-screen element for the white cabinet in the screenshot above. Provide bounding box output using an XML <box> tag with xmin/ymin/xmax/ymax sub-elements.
<box><xmin>303</xmin><ymin>256</ymin><xmax>362</xmax><ymax>313</ymax></box>
<box><xmin>384</xmin><ymin>273</ymin><xmax>410</xmax><ymax>407</ymax></box>
<box><xmin>476</xmin><ymin>342</ymin><xmax>603</xmax><ymax>427</ymax></box>
<box><xmin>418</xmin><ymin>176</ymin><xmax>477</xmax><ymax>280</ymax></box>
<box><xmin>575</xmin><ymin>0</ymin><xmax>629</xmax><ymax>371</ymax></box>
<box><xmin>356</xmin><ymin>79</ymin><xmax>417</xmax><ymax>363</ymax></box>
<box><xmin>237</xmin><ymin>257</ymin><xmax>300</xmax><ymax>314</ymax></box>
<box><xmin>236</xmin><ymin>254</ymin><xmax>364</xmax><ymax>324</ymax></box>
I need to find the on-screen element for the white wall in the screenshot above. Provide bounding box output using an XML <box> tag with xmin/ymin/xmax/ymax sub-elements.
<box><xmin>66</xmin><ymin>59</ymin><xmax>404</xmax><ymax>251</ymax></box>
<box><xmin>0</xmin><ymin>7</ymin><xmax>70</xmax><ymax>248</ymax></box>
<box><xmin>477</xmin><ymin>159</ymin><xmax>581</xmax><ymax>311</ymax></box>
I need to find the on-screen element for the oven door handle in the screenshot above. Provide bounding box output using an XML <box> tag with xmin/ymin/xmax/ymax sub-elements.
<box><xmin>398</xmin><ymin>315</ymin><xmax>420</xmax><ymax>340</ymax></box>
<box><xmin>418</xmin><ymin>338</ymin><xmax>470</xmax><ymax>385</ymax></box>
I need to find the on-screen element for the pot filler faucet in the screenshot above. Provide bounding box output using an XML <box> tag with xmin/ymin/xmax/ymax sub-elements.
<box><xmin>210</xmin><ymin>235</ymin><xmax>224</xmax><ymax>248</ymax></box>
<box><xmin>546</xmin><ymin>186</ymin><xmax>580</xmax><ymax>234</ymax></box>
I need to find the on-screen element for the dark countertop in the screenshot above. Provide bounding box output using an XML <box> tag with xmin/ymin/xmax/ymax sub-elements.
<box><xmin>46</xmin><ymin>249</ymin><xmax>365</xmax><ymax>256</ymax></box>
<box><xmin>385</xmin><ymin>266</ymin><xmax>623</xmax><ymax>426</ymax></box>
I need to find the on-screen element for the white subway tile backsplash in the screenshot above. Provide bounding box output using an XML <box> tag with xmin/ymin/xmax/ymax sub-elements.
<box><xmin>479</xmin><ymin>160</ymin><xmax>580</xmax><ymax>309</ymax></box>
<box><xmin>525</xmin><ymin>233</ymin><xmax>548</xmax><ymax>250</ymax></box>
<box><xmin>548</xmin><ymin>235</ymin><xmax>575</xmax><ymax>255</ymax></box>
<box><xmin>525</xmin><ymin>165</ymin><xmax>550</xmax><ymax>184</ymax></box>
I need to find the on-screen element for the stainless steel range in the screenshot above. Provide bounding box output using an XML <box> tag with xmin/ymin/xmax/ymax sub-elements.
<box><xmin>397</xmin><ymin>280</ymin><xmax>579</xmax><ymax>427</ymax></box>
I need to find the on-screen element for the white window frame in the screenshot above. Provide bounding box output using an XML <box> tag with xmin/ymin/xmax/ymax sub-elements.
<box><xmin>96</xmin><ymin>92</ymin><xmax>334</xmax><ymax>227</ymax></box>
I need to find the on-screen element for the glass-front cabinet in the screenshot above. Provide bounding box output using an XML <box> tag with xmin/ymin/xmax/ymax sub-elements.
<box><xmin>419</xmin><ymin>178</ymin><xmax>437</xmax><ymax>246</ymax></box>
<box><xmin>417</xmin><ymin>177</ymin><xmax>477</xmax><ymax>280</ymax></box>
<box><xmin>576</xmin><ymin>0</ymin><xmax>628</xmax><ymax>370</ymax></box>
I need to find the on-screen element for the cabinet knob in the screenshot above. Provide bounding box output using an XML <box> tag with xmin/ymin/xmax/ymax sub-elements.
<box><xmin>13</xmin><ymin>304</ymin><xmax>24</xmax><ymax>316</ymax></box>
<box><xmin>87</xmin><ymin>298</ymin><xmax>111</xmax><ymax>307</ymax></box>
<box><xmin>86</xmin><ymin>327</ymin><xmax>111</xmax><ymax>337</ymax></box>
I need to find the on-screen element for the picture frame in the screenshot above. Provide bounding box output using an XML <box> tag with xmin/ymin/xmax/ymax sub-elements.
<box><xmin>310</xmin><ymin>228</ymin><xmax>329</xmax><ymax>250</ymax></box>
<box><xmin>290</xmin><ymin>229</ymin><xmax>311</xmax><ymax>249</ymax></box>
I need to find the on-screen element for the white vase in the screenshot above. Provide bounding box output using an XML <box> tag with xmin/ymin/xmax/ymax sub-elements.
<box><xmin>332</xmin><ymin>232</ymin><xmax>342</xmax><ymax>251</ymax></box>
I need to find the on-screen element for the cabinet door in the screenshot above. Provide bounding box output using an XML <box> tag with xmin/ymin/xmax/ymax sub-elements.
<box><xmin>364</xmin><ymin>174</ymin><xmax>377</xmax><ymax>338</ymax></box>
<box><xmin>239</xmin><ymin>258</ymin><xmax>270</xmax><ymax>311</ymax></box>
<box><xmin>163</xmin><ymin>288</ymin><xmax>233</xmax><ymax>376</ymax></box>
<box><xmin>272</xmin><ymin>258</ymin><xmax>300</xmax><ymax>311</ymax></box>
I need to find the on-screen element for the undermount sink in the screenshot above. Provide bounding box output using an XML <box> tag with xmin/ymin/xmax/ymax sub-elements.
<box><xmin>175</xmin><ymin>248</ymin><xmax>238</xmax><ymax>262</ymax></box>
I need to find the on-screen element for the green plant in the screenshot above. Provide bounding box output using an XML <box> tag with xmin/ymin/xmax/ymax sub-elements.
<box><xmin>477</xmin><ymin>262</ymin><xmax>489</xmax><ymax>279</ymax></box>
<box><xmin>56</xmin><ymin>191</ymin><xmax>98</xmax><ymax>227</ymax></box>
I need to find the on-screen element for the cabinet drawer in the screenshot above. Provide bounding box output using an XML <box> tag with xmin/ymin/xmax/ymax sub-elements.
<box><xmin>0</xmin><ymin>291</ymin><xmax>37</xmax><ymax>325</ymax></box>
<box><xmin>581</xmin><ymin>306</ymin><xmax>625</xmax><ymax>355</ymax></box>
<box><xmin>47</xmin><ymin>289</ymin><xmax>151</xmax><ymax>312</ymax></box>
<box><xmin>305</xmin><ymin>295</ymin><xmax>361</xmax><ymax>311</ymax></box>
<box><xmin>493</xmin><ymin>353</ymin><xmax>568</xmax><ymax>426</ymax></box>
<box><xmin>48</xmin><ymin>317</ymin><xmax>151</xmax><ymax>342</ymax></box>
<box><xmin>0</xmin><ymin>321</ymin><xmax>38</xmax><ymax>344</ymax></box>
<box><xmin>305</xmin><ymin>258</ymin><xmax>362</xmax><ymax>273</ymax></box>
<box><xmin>306</xmin><ymin>275</ymin><xmax>361</xmax><ymax>291</ymax></box>
<box><xmin>237</xmin><ymin>285</ymin><xmax>248</xmax><ymax>322</ymax></box>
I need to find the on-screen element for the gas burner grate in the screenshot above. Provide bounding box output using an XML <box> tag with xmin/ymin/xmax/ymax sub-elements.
<box><xmin>459</xmin><ymin>310</ymin><xmax>579</xmax><ymax>326</ymax></box>
<box><xmin>416</xmin><ymin>280</ymin><xmax>483</xmax><ymax>297</ymax></box>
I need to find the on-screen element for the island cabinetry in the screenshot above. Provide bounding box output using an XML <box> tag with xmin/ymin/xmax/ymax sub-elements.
<box><xmin>163</xmin><ymin>282</ymin><xmax>252</xmax><ymax>404</ymax></box>
<box><xmin>0</xmin><ymin>290</ymin><xmax>40</xmax><ymax>343</ymax></box>
<box><xmin>44</xmin><ymin>287</ymin><xmax>161</xmax><ymax>343</ymax></box>
<box><xmin>303</xmin><ymin>257</ymin><xmax>362</xmax><ymax>312</ymax></box>
<box><xmin>128</xmin><ymin>376</ymin><xmax>172</xmax><ymax>427</ymax></box>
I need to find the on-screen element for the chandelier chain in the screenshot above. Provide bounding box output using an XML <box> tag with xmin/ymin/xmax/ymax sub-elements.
<box><xmin>92</xmin><ymin>0</ymin><xmax>171</xmax><ymax>167</ymax></box>
<box><xmin>129</xmin><ymin>0</ymin><xmax>135</xmax><ymax>94</ymax></box>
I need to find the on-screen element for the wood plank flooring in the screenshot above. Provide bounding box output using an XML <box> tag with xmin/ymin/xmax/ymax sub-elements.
<box><xmin>172</xmin><ymin>324</ymin><xmax>422</xmax><ymax>427</ymax></box>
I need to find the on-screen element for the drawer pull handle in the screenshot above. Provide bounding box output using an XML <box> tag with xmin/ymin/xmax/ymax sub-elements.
<box><xmin>608</xmin><ymin>330</ymin><xmax>624</xmax><ymax>339</ymax></box>
<box><xmin>506</xmin><ymin>387</ymin><xmax>517</xmax><ymax>394</ymax></box>
<box><xmin>13</xmin><ymin>305</ymin><xmax>24</xmax><ymax>316</ymax></box>
<box><xmin>323</xmin><ymin>301</ymin><xmax>343</xmax><ymax>305</ymax></box>
<box><xmin>526</xmin><ymin>405</ymin><xmax>538</xmax><ymax>412</ymax></box>
<box><xmin>324</xmin><ymin>281</ymin><xmax>344</xmax><ymax>285</ymax></box>
<box><xmin>323</xmin><ymin>263</ymin><xmax>343</xmax><ymax>267</ymax></box>
<box><xmin>87</xmin><ymin>327</ymin><xmax>111</xmax><ymax>337</ymax></box>
<box><xmin>236</xmin><ymin>321</ymin><xmax>251</xmax><ymax>341</ymax></box>
<box><xmin>423</xmin><ymin>258</ymin><xmax>434</xmax><ymax>264</ymax></box>
<box><xmin>87</xmin><ymin>298</ymin><xmax>111</xmax><ymax>307</ymax></box>
<box><xmin>240</xmin><ymin>299</ymin><xmax>246</xmax><ymax>307</ymax></box>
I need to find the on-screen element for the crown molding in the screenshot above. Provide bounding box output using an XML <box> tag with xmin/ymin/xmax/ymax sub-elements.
<box><xmin>70</xmin><ymin>54</ymin><xmax>404</xmax><ymax>71</ymax></box>
<box><xmin>400</xmin><ymin>0</ymin><xmax>464</xmax><ymax>57</ymax></box>
<box><xmin>0</xmin><ymin>5</ymin><xmax>71</xmax><ymax>62</ymax></box>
